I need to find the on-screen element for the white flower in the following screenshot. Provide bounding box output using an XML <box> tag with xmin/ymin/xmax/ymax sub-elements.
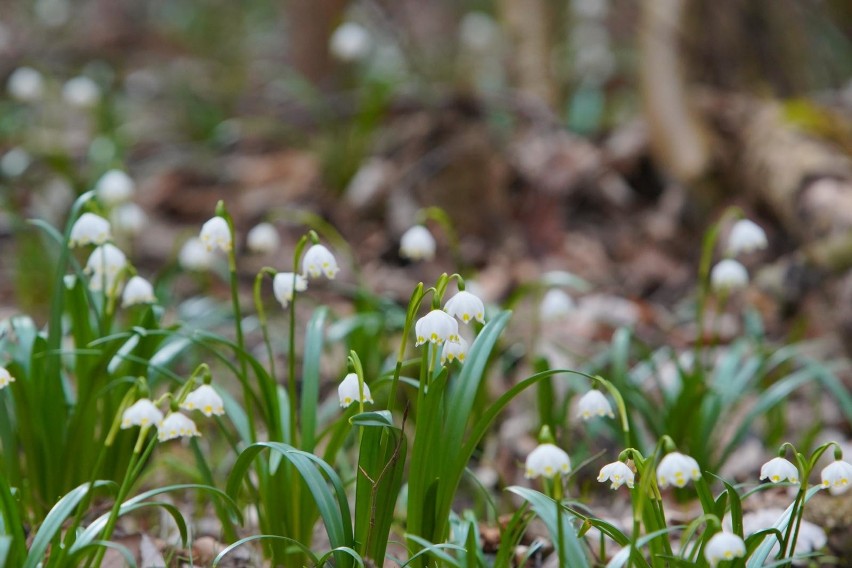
<box><xmin>330</xmin><ymin>22</ymin><xmax>371</xmax><ymax>62</ymax></box>
<box><xmin>597</xmin><ymin>461</ymin><xmax>634</xmax><ymax>489</ymax></box>
<box><xmin>539</xmin><ymin>289</ymin><xmax>575</xmax><ymax>321</ymax></box>
<box><xmin>8</xmin><ymin>67</ymin><xmax>44</xmax><ymax>102</ymax></box>
<box><xmin>272</xmin><ymin>272</ymin><xmax>307</xmax><ymax>308</ymax></box>
<box><xmin>302</xmin><ymin>244</ymin><xmax>339</xmax><ymax>279</ymax></box>
<box><xmin>122</xmin><ymin>276</ymin><xmax>156</xmax><ymax>307</ymax></box>
<box><xmin>657</xmin><ymin>452</ymin><xmax>701</xmax><ymax>488</ymax></box>
<box><xmin>338</xmin><ymin>373</ymin><xmax>373</xmax><ymax>408</ymax></box>
<box><xmin>525</xmin><ymin>443</ymin><xmax>571</xmax><ymax>479</ymax></box>
<box><xmin>704</xmin><ymin>532</ymin><xmax>745</xmax><ymax>567</ymax></box>
<box><xmin>759</xmin><ymin>457</ymin><xmax>799</xmax><ymax>484</ymax></box>
<box><xmin>727</xmin><ymin>219</ymin><xmax>767</xmax><ymax>256</ymax></box>
<box><xmin>820</xmin><ymin>459</ymin><xmax>852</xmax><ymax>495</ymax></box>
<box><xmin>444</xmin><ymin>291</ymin><xmax>485</xmax><ymax>325</ymax></box>
<box><xmin>180</xmin><ymin>385</ymin><xmax>225</xmax><ymax>417</ymax></box>
<box><xmin>441</xmin><ymin>336</ymin><xmax>469</xmax><ymax>364</ymax></box>
<box><xmin>577</xmin><ymin>390</ymin><xmax>614</xmax><ymax>420</ymax></box>
<box><xmin>400</xmin><ymin>225</ymin><xmax>436</xmax><ymax>261</ymax></box>
<box><xmin>95</xmin><ymin>169</ymin><xmax>135</xmax><ymax>205</ymax></box>
<box><xmin>62</xmin><ymin>76</ymin><xmax>100</xmax><ymax>108</ymax></box>
<box><xmin>0</xmin><ymin>366</ymin><xmax>15</xmax><ymax>389</ymax></box>
<box><xmin>1</xmin><ymin>148</ymin><xmax>31</xmax><ymax>177</ymax></box>
<box><xmin>199</xmin><ymin>216</ymin><xmax>232</xmax><ymax>253</ymax></box>
<box><xmin>415</xmin><ymin>309</ymin><xmax>460</xmax><ymax>346</ymax></box>
<box><xmin>179</xmin><ymin>237</ymin><xmax>215</xmax><ymax>271</ymax></box>
<box><xmin>121</xmin><ymin>399</ymin><xmax>163</xmax><ymax>429</ymax></box>
<box><xmin>158</xmin><ymin>412</ymin><xmax>200</xmax><ymax>441</ymax></box>
<box><xmin>710</xmin><ymin>259</ymin><xmax>748</xmax><ymax>292</ymax></box>
<box><xmin>111</xmin><ymin>202</ymin><xmax>147</xmax><ymax>236</ymax></box>
<box><xmin>85</xmin><ymin>243</ymin><xmax>127</xmax><ymax>292</ymax></box>
<box><xmin>69</xmin><ymin>213</ymin><xmax>111</xmax><ymax>247</ymax></box>
<box><xmin>247</xmin><ymin>222</ymin><xmax>280</xmax><ymax>254</ymax></box>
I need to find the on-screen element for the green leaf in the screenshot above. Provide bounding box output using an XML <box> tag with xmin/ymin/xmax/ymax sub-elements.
<box><xmin>746</xmin><ymin>486</ymin><xmax>821</xmax><ymax>567</ymax></box>
<box><xmin>226</xmin><ymin>442</ymin><xmax>354</xmax><ymax>568</ymax></box>
<box><xmin>301</xmin><ymin>307</ymin><xmax>328</xmax><ymax>453</ymax></box>
<box><xmin>212</xmin><ymin>535</ymin><xmax>318</xmax><ymax>567</ymax></box>
<box><xmin>25</xmin><ymin>480</ymin><xmax>115</xmax><ymax>568</ymax></box>
<box><xmin>507</xmin><ymin>487</ymin><xmax>590</xmax><ymax>568</ymax></box>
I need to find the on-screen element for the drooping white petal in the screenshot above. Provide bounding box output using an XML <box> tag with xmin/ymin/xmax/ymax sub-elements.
<box><xmin>710</xmin><ymin>259</ymin><xmax>749</xmax><ymax>292</ymax></box>
<box><xmin>86</xmin><ymin>243</ymin><xmax>128</xmax><ymax>293</ymax></box>
<box><xmin>0</xmin><ymin>366</ymin><xmax>16</xmax><ymax>389</ymax></box>
<box><xmin>247</xmin><ymin>223</ymin><xmax>280</xmax><ymax>254</ymax></box>
<box><xmin>302</xmin><ymin>244</ymin><xmax>339</xmax><ymax>279</ymax></box>
<box><xmin>69</xmin><ymin>213</ymin><xmax>111</xmax><ymax>247</ymax></box>
<box><xmin>704</xmin><ymin>532</ymin><xmax>745</xmax><ymax>567</ymax></box>
<box><xmin>820</xmin><ymin>459</ymin><xmax>852</xmax><ymax>495</ymax></box>
<box><xmin>122</xmin><ymin>275</ymin><xmax>156</xmax><ymax>307</ymax></box>
<box><xmin>111</xmin><ymin>202</ymin><xmax>147</xmax><ymax>236</ymax></box>
<box><xmin>330</xmin><ymin>22</ymin><xmax>371</xmax><ymax>62</ymax></box>
<box><xmin>727</xmin><ymin>219</ymin><xmax>768</xmax><ymax>256</ymax></box>
<box><xmin>272</xmin><ymin>272</ymin><xmax>307</xmax><ymax>308</ymax></box>
<box><xmin>414</xmin><ymin>310</ymin><xmax>460</xmax><ymax>346</ymax></box>
<box><xmin>444</xmin><ymin>291</ymin><xmax>485</xmax><ymax>325</ymax></box>
<box><xmin>577</xmin><ymin>390</ymin><xmax>614</xmax><ymax>420</ymax></box>
<box><xmin>179</xmin><ymin>237</ymin><xmax>215</xmax><ymax>271</ymax></box>
<box><xmin>95</xmin><ymin>169</ymin><xmax>135</xmax><ymax>205</ymax></box>
<box><xmin>539</xmin><ymin>289</ymin><xmax>575</xmax><ymax>322</ymax></box>
<box><xmin>657</xmin><ymin>452</ymin><xmax>701</xmax><ymax>488</ymax></box>
<box><xmin>157</xmin><ymin>412</ymin><xmax>200</xmax><ymax>441</ymax></box>
<box><xmin>62</xmin><ymin>76</ymin><xmax>100</xmax><ymax>108</ymax></box>
<box><xmin>8</xmin><ymin>67</ymin><xmax>44</xmax><ymax>102</ymax></box>
<box><xmin>441</xmin><ymin>336</ymin><xmax>469</xmax><ymax>364</ymax></box>
<box><xmin>759</xmin><ymin>457</ymin><xmax>799</xmax><ymax>484</ymax></box>
<box><xmin>180</xmin><ymin>385</ymin><xmax>225</xmax><ymax>417</ymax></box>
<box><xmin>199</xmin><ymin>217</ymin><xmax>232</xmax><ymax>253</ymax></box>
<box><xmin>525</xmin><ymin>443</ymin><xmax>571</xmax><ymax>479</ymax></box>
<box><xmin>597</xmin><ymin>461</ymin><xmax>634</xmax><ymax>490</ymax></box>
<box><xmin>338</xmin><ymin>373</ymin><xmax>373</xmax><ymax>408</ymax></box>
<box><xmin>400</xmin><ymin>225</ymin><xmax>436</xmax><ymax>261</ymax></box>
<box><xmin>121</xmin><ymin>399</ymin><xmax>163</xmax><ymax>429</ymax></box>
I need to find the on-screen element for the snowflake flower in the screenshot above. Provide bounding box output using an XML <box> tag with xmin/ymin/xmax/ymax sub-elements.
<box><xmin>400</xmin><ymin>225</ymin><xmax>436</xmax><ymax>261</ymax></box>
<box><xmin>657</xmin><ymin>452</ymin><xmax>701</xmax><ymax>488</ymax></box>
<box><xmin>179</xmin><ymin>237</ymin><xmax>215</xmax><ymax>271</ymax></box>
<box><xmin>338</xmin><ymin>373</ymin><xmax>373</xmax><ymax>408</ymax></box>
<box><xmin>441</xmin><ymin>336</ymin><xmax>469</xmax><ymax>364</ymax></box>
<box><xmin>727</xmin><ymin>219</ymin><xmax>767</xmax><ymax>256</ymax></box>
<box><xmin>330</xmin><ymin>22</ymin><xmax>371</xmax><ymax>62</ymax></box>
<box><xmin>8</xmin><ymin>67</ymin><xmax>44</xmax><ymax>102</ymax></box>
<box><xmin>199</xmin><ymin>217</ymin><xmax>232</xmax><ymax>253</ymax></box>
<box><xmin>444</xmin><ymin>291</ymin><xmax>485</xmax><ymax>324</ymax></box>
<box><xmin>180</xmin><ymin>385</ymin><xmax>225</xmax><ymax>417</ymax></box>
<box><xmin>85</xmin><ymin>243</ymin><xmax>127</xmax><ymax>292</ymax></box>
<box><xmin>62</xmin><ymin>76</ymin><xmax>100</xmax><ymax>108</ymax></box>
<box><xmin>121</xmin><ymin>399</ymin><xmax>163</xmax><ymax>429</ymax></box>
<box><xmin>525</xmin><ymin>443</ymin><xmax>571</xmax><ymax>479</ymax></box>
<box><xmin>577</xmin><ymin>390</ymin><xmax>614</xmax><ymax>420</ymax></box>
<box><xmin>0</xmin><ymin>366</ymin><xmax>15</xmax><ymax>390</ymax></box>
<box><xmin>704</xmin><ymin>532</ymin><xmax>745</xmax><ymax>567</ymax></box>
<box><xmin>597</xmin><ymin>461</ymin><xmax>634</xmax><ymax>490</ymax></box>
<box><xmin>759</xmin><ymin>457</ymin><xmax>799</xmax><ymax>484</ymax></box>
<box><xmin>158</xmin><ymin>412</ymin><xmax>200</xmax><ymax>441</ymax></box>
<box><xmin>69</xmin><ymin>213</ymin><xmax>111</xmax><ymax>247</ymax></box>
<box><xmin>539</xmin><ymin>289</ymin><xmax>575</xmax><ymax>322</ymax></box>
<box><xmin>415</xmin><ymin>309</ymin><xmax>460</xmax><ymax>346</ymax></box>
<box><xmin>111</xmin><ymin>203</ymin><xmax>147</xmax><ymax>236</ymax></box>
<box><xmin>247</xmin><ymin>223</ymin><xmax>280</xmax><ymax>254</ymax></box>
<box><xmin>820</xmin><ymin>459</ymin><xmax>852</xmax><ymax>495</ymax></box>
<box><xmin>273</xmin><ymin>272</ymin><xmax>308</xmax><ymax>308</ymax></box>
<box><xmin>302</xmin><ymin>244</ymin><xmax>339</xmax><ymax>279</ymax></box>
<box><xmin>710</xmin><ymin>259</ymin><xmax>748</xmax><ymax>291</ymax></box>
<box><xmin>95</xmin><ymin>169</ymin><xmax>135</xmax><ymax>205</ymax></box>
<box><xmin>122</xmin><ymin>275</ymin><xmax>156</xmax><ymax>307</ymax></box>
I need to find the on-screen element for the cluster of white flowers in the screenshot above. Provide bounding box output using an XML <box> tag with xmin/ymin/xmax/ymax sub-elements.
<box><xmin>121</xmin><ymin>384</ymin><xmax>225</xmax><ymax>442</ymax></box>
<box><xmin>412</xmin><ymin>289</ymin><xmax>486</xmax><ymax>366</ymax></box>
<box><xmin>709</xmin><ymin>218</ymin><xmax>768</xmax><ymax>293</ymax></box>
